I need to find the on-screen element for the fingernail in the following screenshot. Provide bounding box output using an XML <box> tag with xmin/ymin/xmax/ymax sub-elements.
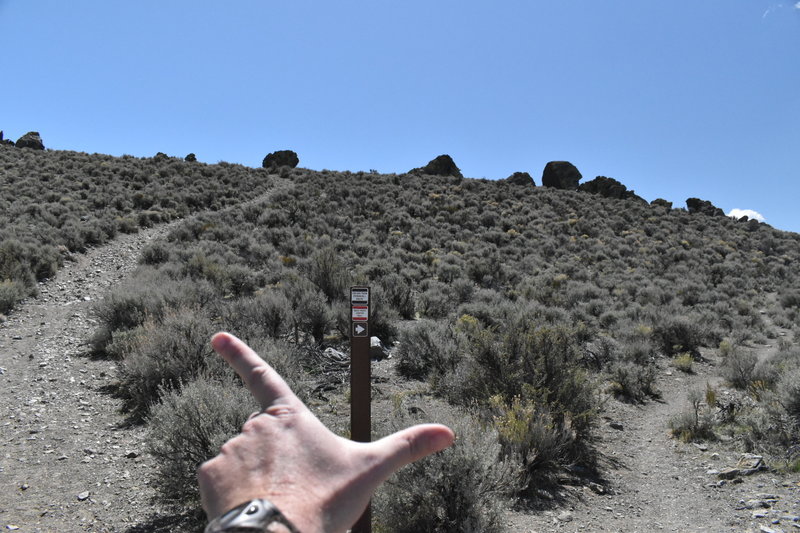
<box><xmin>211</xmin><ymin>332</ymin><xmax>231</xmax><ymax>350</ymax></box>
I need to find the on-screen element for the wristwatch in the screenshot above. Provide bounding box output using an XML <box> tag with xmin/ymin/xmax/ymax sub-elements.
<box><xmin>204</xmin><ymin>498</ymin><xmax>301</xmax><ymax>533</ymax></box>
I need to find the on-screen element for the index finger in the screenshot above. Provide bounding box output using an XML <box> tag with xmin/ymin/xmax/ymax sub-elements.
<box><xmin>211</xmin><ymin>332</ymin><xmax>295</xmax><ymax>408</ymax></box>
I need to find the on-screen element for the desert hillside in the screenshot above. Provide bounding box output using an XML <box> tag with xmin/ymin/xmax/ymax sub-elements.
<box><xmin>1</xmin><ymin>144</ymin><xmax>799</xmax><ymax>532</ymax></box>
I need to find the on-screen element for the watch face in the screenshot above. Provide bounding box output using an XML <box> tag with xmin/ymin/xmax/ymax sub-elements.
<box><xmin>206</xmin><ymin>499</ymin><xmax>300</xmax><ymax>533</ymax></box>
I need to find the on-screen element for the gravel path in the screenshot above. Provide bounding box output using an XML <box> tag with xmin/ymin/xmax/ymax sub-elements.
<box><xmin>509</xmin><ymin>354</ymin><xmax>800</xmax><ymax>532</ymax></box>
<box><xmin>0</xmin><ymin>224</ymin><xmax>177</xmax><ymax>532</ymax></box>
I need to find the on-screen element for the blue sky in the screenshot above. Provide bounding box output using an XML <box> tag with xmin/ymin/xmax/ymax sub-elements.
<box><xmin>2</xmin><ymin>1</ymin><xmax>799</xmax><ymax>233</ymax></box>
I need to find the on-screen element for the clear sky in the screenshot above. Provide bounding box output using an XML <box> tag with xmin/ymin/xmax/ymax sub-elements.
<box><xmin>2</xmin><ymin>1</ymin><xmax>798</xmax><ymax>233</ymax></box>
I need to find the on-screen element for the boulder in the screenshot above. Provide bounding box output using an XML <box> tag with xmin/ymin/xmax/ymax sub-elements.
<box><xmin>369</xmin><ymin>336</ymin><xmax>390</xmax><ymax>360</ymax></box>
<box><xmin>506</xmin><ymin>171</ymin><xmax>535</xmax><ymax>186</ymax></box>
<box><xmin>579</xmin><ymin>176</ymin><xmax>644</xmax><ymax>201</ymax></box>
<box><xmin>262</xmin><ymin>150</ymin><xmax>299</xmax><ymax>169</ymax></box>
<box><xmin>184</xmin><ymin>153</ymin><xmax>197</xmax><ymax>162</ymax></box>
<box><xmin>153</xmin><ymin>152</ymin><xmax>169</xmax><ymax>161</ymax></box>
<box><xmin>686</xmin><ymin>197</ymin><xmax>724</xmax><ymax>217</ymax></box>
<box><xmin>15</xmin><ymin>131</ymin><xmax>44</xmax><ymax>150</ymax></box>
<box><xmin>409</xmin><ymin>154</ymin><xmax>462</xmax><ymax>178</ymax></box>
<box><xmin>541</xmin><ymin>161</ymin><xmax>581</xmax><ymax>190</ymax></box>
<box><xmin>651</xmin><ymin>198</ymin><xmax>673</xmax><ymax>209</ymax></box>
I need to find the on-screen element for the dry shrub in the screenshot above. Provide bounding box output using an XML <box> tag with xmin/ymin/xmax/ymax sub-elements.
<box><xmin>115</xmin><ymin>307</ymin><xmax>221</xmax><ymax>421</ymax></box>
<box><xmin>0</xmin><ymin>280</ymin><xmax>28</xmax><ymax>314</ymax></box>
<box><xmin>489</xmin><ymin>395</ymin><xmax>591</xmax><ymax>492</ymax></box>
<box><xmin>668</xmin><ymin>387</ymin><xmax>717</xmax><ymax>442</ymax></box>
<box><xmin>608</xmin><ymin>360</ymin><xmax>658</xmax><ymax>402</ymax></box>
<box><xmin>147</xmin><ymin>376</ymin><xmax>256</xmax><ymax>508</ymax></box>
<box><xmin>395</xmin><ymin>320</ymin><xmax>460</xmax><ymax>382</ymax></box>
<box><xmin>376</xmin><ymin>406</ymin><xmax>522</xmax><ymax>533</ymax></box>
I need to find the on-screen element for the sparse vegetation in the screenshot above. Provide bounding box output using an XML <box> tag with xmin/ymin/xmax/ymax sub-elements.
<box><xmin>0</xmin><ymin>145</ymin><xmax>278</xmax><ymax>312</ymax></box>
<box><xmin>8</xmin><ymin>144</ymin><xmax>800</xmax><ymax>528</ymax></box>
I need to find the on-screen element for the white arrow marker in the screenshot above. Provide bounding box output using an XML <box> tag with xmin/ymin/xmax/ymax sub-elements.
<box><xmin>354</xmin><ymin>324</ymin><xmax>366</xmax><ymax>335</ymax></box>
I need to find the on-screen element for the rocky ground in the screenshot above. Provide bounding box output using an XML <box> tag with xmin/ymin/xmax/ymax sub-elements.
<box><xmin>1</xmin><ymin>222</ymin><xmax>798</xmax><ymax>532</ymax></box>
<box><xmin>0</xmin><ymin>224</ymin><xmax>174</xmax><ymax>532</ymax></box>
<box><xmin>506</xmin><ymin>346</ymin><xmax>800</xmax><ymax>532</ymax></box>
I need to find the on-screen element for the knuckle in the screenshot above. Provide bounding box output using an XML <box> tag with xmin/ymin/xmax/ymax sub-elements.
<box><xmin>241</xmin><ymin>416</ymin><xmax>263</xmax><ymax>434</ymax></box>
<box><xmin>249</xmin><ymin>365</ymin><xmax>272</xmax><ymax>384</ymax></box>
<box><xmin>263</xmin><ymin>404</ymin><xmax>295</xmax><ymax>419</ymax></box>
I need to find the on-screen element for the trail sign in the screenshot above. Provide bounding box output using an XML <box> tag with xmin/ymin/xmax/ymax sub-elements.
<box><xmin>351</xmin><ymin>288</ymin><xmax>369</xmax><ymax>304</ymax></box>
<box><xmin>349</xmin><ymin>286</ymin><xmax>371</xmax><ymax>533</ymax></box>
<box><xmin>352</xmin><ymin>322</ymin><xmax>368</xmax><ymax>337</ymax></box>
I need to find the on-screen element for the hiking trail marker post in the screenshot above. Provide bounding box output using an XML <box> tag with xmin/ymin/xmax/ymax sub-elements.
<box><xmin>350</xmin><ymin>286</ymin><xmax>371</xmax><ymax>533</ymax></box>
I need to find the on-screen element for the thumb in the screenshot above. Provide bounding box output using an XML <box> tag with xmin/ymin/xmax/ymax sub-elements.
<box><xmin>368</xmin><ymin>423</ymin><xmax>455</xmax><ymax>482</ymax></box>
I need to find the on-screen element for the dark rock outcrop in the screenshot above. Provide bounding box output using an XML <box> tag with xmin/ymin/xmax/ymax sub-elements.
<box><xmin>185</xmin><ymin>153</ymin><xmax>197</xmax><ymax>162</ymax></box>
<box><xmin>409</xmin><ymin>154</ymin><xmax>462</xmax><ymax>178</ymax></box>
<box><xmin>686</xmin><ymin>197</ymin><xmax>724</xmax><ymax>217</ymax></box>
<box><xmin>541</xmin><ymin>161</ymin><xmax>581</xmax><ymax>190</ymax></box>
<box><xmin>16</xmin><ymin>131</ymin><xmax>44</xmax><ymax>150</ymax></box>
<box><xmin>262</xmin><ymin>150</ymin><xmax>299</xmax><ymax>169</ymax></box>
<box><xmin>651</xmin><ymin>198</ymin><xmax>673</xmax><ymax>209</ymax></box>
<box><xmin>579</xmin><ymin>176</ymin><xmax>644</xmax><ymax>202</ymax></box>
<box><xmin>506</xmin><ymin>172</ymin><xmax>535</xmax><ymax>186</ymax></box>
<box><xmin>0</xmin><ymin>131</ymin><xmax>13</xmax><ymax>146</ymax></box>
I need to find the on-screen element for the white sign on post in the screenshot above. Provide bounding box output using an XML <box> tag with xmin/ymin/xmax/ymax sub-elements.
<box><xmin>352</xmin><ymin>306</ymin><xmax>369</xmax><ymax>321</ymax></box>
<box><xmin>351</xmin><ymin>288</ymin><xmax>369</xmax><ymax>304</ymax></box>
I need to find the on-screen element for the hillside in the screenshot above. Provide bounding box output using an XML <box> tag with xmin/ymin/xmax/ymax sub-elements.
<box><xmin>1</xmin><ymin>147</ymin><xmax>799</xmax><ymax>531</ymax></box>
<box><xmin>0</xmin><ymin>144</ymin><xmax>278</xmax><ymax>314</ymax></box>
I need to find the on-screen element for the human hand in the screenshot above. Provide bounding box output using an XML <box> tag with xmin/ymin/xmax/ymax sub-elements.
<box><xmin>197</xmin><ymin>332</ymin><xmax>455</xmax><ymax>533</ymax></box>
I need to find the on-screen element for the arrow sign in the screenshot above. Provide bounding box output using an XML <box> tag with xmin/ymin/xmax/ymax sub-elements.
<box><xmin>352</xmin><ymin>322</ymin><xmax>368</xmax><ymax>337</ymax></box>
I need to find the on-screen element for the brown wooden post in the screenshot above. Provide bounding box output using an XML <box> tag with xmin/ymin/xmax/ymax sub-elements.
<box><xmin>350</xmin><ymin>286</ymin><xmax>371</xmax><ymax>533</ymax></box>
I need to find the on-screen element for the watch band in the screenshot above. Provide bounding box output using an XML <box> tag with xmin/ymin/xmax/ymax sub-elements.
<box><xmin>204</xmin><ymin>498</ymin><xmax>301</xmax><ymax>533</ymax></box>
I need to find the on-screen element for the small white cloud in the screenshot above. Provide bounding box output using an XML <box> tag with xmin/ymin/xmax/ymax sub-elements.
<box><xmin>728</xmin><ymin>208</ymin><xmax>765</xmax><ymax>222</ymax></box>
<box><xmin>795</xmin><ymin>1</ymin><xmax>800</xmax><ymax>9</ymax></box>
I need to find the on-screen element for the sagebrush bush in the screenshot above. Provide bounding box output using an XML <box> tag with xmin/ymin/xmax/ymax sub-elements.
<box><xmin>220</xmin><ymin>289</ymin><xmax>290</xmax><ymax>341</ymax></box>
<box><xmin>777</xmin><ymin>365</ymin><xmax>800</xmax><ymax>422</ymax></box>
<box><xmin>395</xmin><ymin>320</ymin><xmax>461</xmax><ymax>382</ymax></box>
<box><xmin>91</xmin><ymin>273</ymin><xmax>217</xmax><ymax>354</ymax></box>
<box><xmin>488</xmin><ymin>395</ymin><xmax>591</xmax><ymax>492</ymax></box>
<box><xmin>608</xmin><ymin>360</ymin><xmax>658</xmax><ymax>402</ymax></box>
<box><xmin>653</xmin><ymin>316</ymin><xmax>703</xmax><ymax>357</ymax></box>
<box><xmin>451</xmin><ymin>323</ymin><xmax>596</xmax><ymax>437</ymax></box>
<box><xmin>0</xmin><ymin>280</ymin><xmax>29</xmax><ymax>314</ymax></box>
<box><xmin>147</xmin><ymin>376</ymin><xmax>256</xmax><ymax>507</ymax></box>
<box><xmin>720</xmin><ymin>346</ymin><xmax>760</xmax><ymax>389</ymax></box>
<box><xmin>115</xmin><ymin>307</ymin><xmax>222</xmax><ymax>420</ymax></box>
<box><xmin>672</xmin><ymin>352</ymin><xmax>694</xmax><ymax>373</ymax></box>
<box><xmin>376</xmin><ymin>406</ymin><xmax>523</xmax><ymax>533</ymax></box>
<box><xmin>668</xmin><ymin>388</ymin><xmax>717</xmax><ymax>442</ymax></box>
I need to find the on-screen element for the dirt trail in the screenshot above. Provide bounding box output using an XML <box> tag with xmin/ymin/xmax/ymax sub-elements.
<box><xmin>510</xmin><ymin>350</ymin><xmax>800</xmax><ymax>532</ymax></box>
<box><xmin>0</xmin><ymin>223</ymin><xmax>182</xmax><ymax>532</ymax></box>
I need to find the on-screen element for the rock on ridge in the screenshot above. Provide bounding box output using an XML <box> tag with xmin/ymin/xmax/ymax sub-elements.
<box><xmin>262</xmin><ymin>150</ymin><xmax>299</xmax><ymax>169</ymax></box>
<box><xmin>506</xmin><ymin>172</ymin><xmax>535</xmax><ymax>186</ymax></box>
<box><xmin>16</xmin><ymin>131</ymin><xmax>44</xmax><ymax>150</ymax></box>
<box><xmin>651</xmin><ymin>198</ymin><xmax>673</xmax><ymax>209</ymax></box>
<box><xmin>579</xmin><ymin>176</ymin><xmax>645</xmax><ymax>202</ymax></box>
<box><xmin>541</xmin><ymin>161</ymin><xmax>581</xmax><ymax>190</ymax></box>
<box><xmin>686</xmin><ymin>197</ymin><xmax>724</xmax><ymax>217</ymax></box>
<box><xmin>409</xmin><ymin>154</ymin><xmax>462</xmax><ymax>178</ymax></box>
